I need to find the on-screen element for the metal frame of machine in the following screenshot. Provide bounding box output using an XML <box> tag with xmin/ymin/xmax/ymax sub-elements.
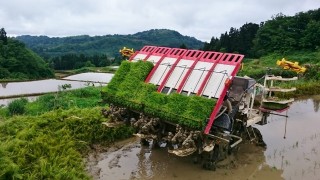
<box><xmin>130</xmin><ymin>46</ymin><xmax>244</xmax><ymax>134</ymax></box>
<box><xmin>105</xmin><ymin>45</ymin><xmax>296</xmax><ymax>170</ymax></box>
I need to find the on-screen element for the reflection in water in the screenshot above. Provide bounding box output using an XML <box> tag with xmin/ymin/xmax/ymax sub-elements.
<box><xmin>256</xmin><ymin>96</ymin><xmax>320</xmax><ymax>180</ymax></box>
<box><xmin>135</xmin><ymin>144</ymin><xmax>153</xmax><ymax>179</ymax></box>
<box><xmin>312</xmin><ymin>96</ymin><xmax>320</xmax><ymax>112</ymax></box>
<box><xmin>1</xmin><ymin>82</ymin><xmax>8</xmax><ymax>88</ymax></box>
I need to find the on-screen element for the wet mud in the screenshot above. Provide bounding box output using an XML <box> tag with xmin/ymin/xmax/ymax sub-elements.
<box><xmin>86</xmin><ymin>96</ymin><xmax>320</xmax><ymax>180</ymax></box>
<box><xmin>86</xmin><ymin>138</ymin><xmax>282</xmax><ymax>180</ymax></box>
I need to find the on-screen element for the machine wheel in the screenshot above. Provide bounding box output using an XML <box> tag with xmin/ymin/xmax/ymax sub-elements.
<box><xmin>253</xmin><ymin>127</ymin><xmax>266</xmax><ymax>147</ymax></box>
<box><xmin>202</xmin><ymin>145</ymin><xmax>219</xmax><ymax>171</ymax></box>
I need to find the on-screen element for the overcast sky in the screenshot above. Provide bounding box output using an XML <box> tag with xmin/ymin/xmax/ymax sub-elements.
<box><xmin>1</xmin><ymin>0</ymin><xmax>319</xmax><ymax>42</ymax></box>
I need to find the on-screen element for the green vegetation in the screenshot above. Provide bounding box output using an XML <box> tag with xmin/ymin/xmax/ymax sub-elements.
<box><xmin>203</xmin><ymin>8</ymin><xmax>320</xmax><ymax>58</ymax></box>
<box><xmin>1</xmin><ymin>8</ymin><xmax>319</xmax><ymax>178</ymax></box>
<box><xmin>16</xmin><ymin>29</ymin><xmax>204</xmax><ymax>58</ymax></box>
<box><xmin>238</xmin><ymin>51</ymin><xmax>320</xmax><ymax>98</ymax></box>
<box><xmin>238</xmin><ymin>51</ymin><xmax>320</xmax><ymax>79</ymax></box>
<box><xmin>274</xmin><ymin>80</ymin><xmax>320</xmax><ymax>98</ymax></box>
<box><xmin>0</xmin><ymin>28</ymin><xmax>7</xmax><ymax>45</ymax></box>
<box><xmin>101</xmin><ymin>61</ymin><xmax>216</xmax><ymax>129</ymax></box>
<box><xmin>7</xmin><ymin>98</ymin><xmax>28</xmax><ymax>116</ymax></box>
<box><xmin>50</xmin><ymin>53</ymin><xmax>113</xmax><ymax>70</ymax></box>
<box><xmin>0</xmin><ymin>107</ymin><xmax>133</xmax><ymax>179</ymax></box>
<box><xmin>1</xmin><ymin>7</ymin><xmax>318</xmax><ymax>180</ymax></box>
<box><xmin>0</xmin><ymin>29</ymin><xmax>54</xmax><ymax>80</ymax></box>
<box><xmin>0</xmin><ymin>86</ymin><xmax>133</xmax><ymax>179</ymax></box>
<box><xmin>0</xmin><ymin>86</ymin><xmax>102</xmax><ymax>117</ymax></box>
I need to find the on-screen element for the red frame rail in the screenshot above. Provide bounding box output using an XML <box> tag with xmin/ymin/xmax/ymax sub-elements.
<box><xmin>204</xmin><ymin>53</ymin><xmax>244</xmax><ymax>134</ymax></box>
<box><xmin>129</xmin><ymin>46</ymin><xmax>244</xmax><ymax>135</ymax></box>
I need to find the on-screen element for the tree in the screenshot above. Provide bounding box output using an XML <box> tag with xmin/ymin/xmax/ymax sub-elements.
<box><xmin>0</xmin><ymin>28</ymin><xmax>7</xmax><ymax>45</ymax></box>
<box><xmin>238</xmin><ymin>23</ymin><xmax>259</xmax><ymax>57</ymax></box>
<box><xmin>179</xmin><ymin>43</ymin><xmax>187</xmax><ymax>49</ymax></box>
<box><xmin>0</xmin><ymin>38</ymin><xmax>54</xmax><ymax>79</ymax></box>
<box><xmin>253</xmin><ymin>9</ymin><xmax>320</xmax><ymax>55</ymax></box>
<box><xmin>84</xmin><ymin>60</ymin><xmax>95</xmax><ymax>67</ymax></box>
<box><xmin>203</xmin><ymin>37</ymin><xmax>220</xmax><ymax>51</ymax></box>
<box><xmin>301</xmin><ymin>20</ymin><xmax>320</xmax><ymax>49</ymax></box>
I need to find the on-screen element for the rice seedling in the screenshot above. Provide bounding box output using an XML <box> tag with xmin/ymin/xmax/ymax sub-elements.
<box><xmin>0</xmin><ymin>107</ymin><xmax>134</xmax><ymax>179</ymax></box>
<box><xmin>101</xmin><ymin>60</ymin><xmax>217</xmax><ymax>129</ymax></box>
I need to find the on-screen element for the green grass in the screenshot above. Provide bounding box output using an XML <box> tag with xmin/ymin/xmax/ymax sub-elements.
<box><xmin>0</xmin><ymin>83</ymin><xmax>135</xmax><ymax>179</ymax></box>
<box><xmin>0</xmin><ymin>107</ymin><xmax>133</xmax><ymax>179</ymax></box>
<box><xmin>239</xmin><ymin>51</ymin><xmax>320</xmax><ymax>79</ymax></box>
<box><xmin>7</xmin><ymin>98</ymin><xmax>28</xmax><ymax>116</ymax></box>
<box><xmin>275</xmin><ymin>80</ymin><xmax>320</xmax><ymax>98</ymax></box>
<box><xmin>0</xmin><ymin>86</ymin><xmax>103</xmax><ymax>117</ymax></box>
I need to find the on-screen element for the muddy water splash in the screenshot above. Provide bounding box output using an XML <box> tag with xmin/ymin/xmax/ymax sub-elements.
<box><xmin>87</xmin><ymin>96</ymin><xmax>320</xmax><ymax>180</ymax></box>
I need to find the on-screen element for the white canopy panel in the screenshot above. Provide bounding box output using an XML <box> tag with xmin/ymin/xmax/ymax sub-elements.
<box><xmin>146</xmin><ymin>55</ymin><xmax>163</xmax><ymax>65</ymax></box>
<box><xmin>149</xmin><ymin>57</ymin><xmax>178</xmax><ymax>85</ymax></box>
<box><xmin>181</xmin><ymin>61</ymin><xmax>214</xmax><ymax>94</ymax></box>
<box><xmin>202</xmin><ymin>64</ymin><xmax>235</xmax><ymax>98</ymax></box>
<box><xmin>164</xmin><ymin>59</ymin><xmax>194</xmax><ymax>89</ymax></box>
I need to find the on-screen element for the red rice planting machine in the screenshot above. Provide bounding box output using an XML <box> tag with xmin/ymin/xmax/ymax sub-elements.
<box><xmin>102</xmin><ymin>46</ymin><xmax>297</xmax><ymax>170</ymax></box>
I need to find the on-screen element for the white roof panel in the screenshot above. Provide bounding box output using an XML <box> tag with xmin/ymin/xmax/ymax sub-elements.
<box><xmin>164</xmin><ymin>59</ymin><xmax>194</xmax><ymax>89</ymax></box>
<box><xmin>202</xmin><ymin>64</ymin><xmax>235</xmax><ymax>98</ymax></box>
<box><xmin>149</xmin><ymin>57</ymin><xmax>178</xmax><ymax>85</ymax></box>
<box><xmin>132</xmin><ymin>54</ymin><xmax>147</xmax><ymax>62</ymax></box>
<box><xmin>181</xmin><ymin>61</ymin><xmax>214</xmax><ymax>93</ymax></box>
<box><xmin>146</xmin><ymin>55</ymin><xmax>163</xmax><ymax>65</ymax></box>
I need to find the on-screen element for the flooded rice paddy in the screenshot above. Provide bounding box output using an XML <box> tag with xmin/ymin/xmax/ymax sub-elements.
<box><xmin>257</xmin><ymin>96</ymin><xmax>320</xmax><ymax>180</ymax></box>
<box><xmin>87</xmin><ymin>96</ymin><xmax>320</xmax><ymax>180</ymax></box>
<box><xmin>0</xmin><ymin>72</ymin><xmax>113</xmax><ymax>106</ymax></box>
<box><xmin>62</xmin><ymin>72</ymin><xmax>114</xmax><ymax>83</ymax></box>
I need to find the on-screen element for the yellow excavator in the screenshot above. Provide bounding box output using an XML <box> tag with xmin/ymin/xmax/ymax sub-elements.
<box><xmin>276</xmin><ymin>58</ymin><xmax>306</xmax><ymax>73</ymax></box>
<box><xmin>119</xmin><ymin>47</ymin><xmax>135</xmax><ymax>58</ymax></box>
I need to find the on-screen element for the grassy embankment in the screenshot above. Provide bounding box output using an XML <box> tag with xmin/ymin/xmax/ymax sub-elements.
<box><xmin>0</xmin><ymin>87</ymin><xmax>133</xmax><ymax>179</ymax></box>
<box><xmin>238</xmin><ymin>51</ymin><xmax>320</xmax><ymax>98</ymax></box>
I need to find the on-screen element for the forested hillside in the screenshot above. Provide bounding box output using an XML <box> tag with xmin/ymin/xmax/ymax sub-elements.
<box><xmin>16</xmin><ymin>29</ymin><xmax>203</xmax><ymax>58</ymax></box>
<box><xmin>7</xmin><ymin>8</ymin><xmax>320</xmax><ymax>73</ymax></box>
<box><xmin>0</xmin><ymin>28</ymin><xmax>54</xmax><ymax>80</ymax></box>
<box><xmin>203</xmin><ymin>8</ymin><xmax>320</xmax><ymax>58</ymax></box>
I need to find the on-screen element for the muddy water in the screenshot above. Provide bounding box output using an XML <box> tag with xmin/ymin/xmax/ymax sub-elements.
<box><xmin>0</xmin><ymin>72</ymin><xmax>113</xmax><ymax>106</ymax></box>
<box><xmin>87</xmin><ymin>96</ymin><xmax>320</xmax><ymax>180</ymax></box>
<box><xmin>256</xmin><ymin>95</ymin><xmax>320</xmax><ymax>180</ymax></box>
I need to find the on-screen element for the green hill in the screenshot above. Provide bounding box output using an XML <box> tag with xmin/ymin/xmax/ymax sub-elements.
<box><xmin>204</xmin><ymin>8</ymin><xmax>320</xmax><ymax>58</ymax></box>
<box><xmin>0</xmin><ymin>35</ymin><xmax>54</xmax><ymax>80</ymax></box>
<box><xmin>15</xmin><ymin>29</ymin><xmax>204</xmax><ymax>58</ymax></box>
